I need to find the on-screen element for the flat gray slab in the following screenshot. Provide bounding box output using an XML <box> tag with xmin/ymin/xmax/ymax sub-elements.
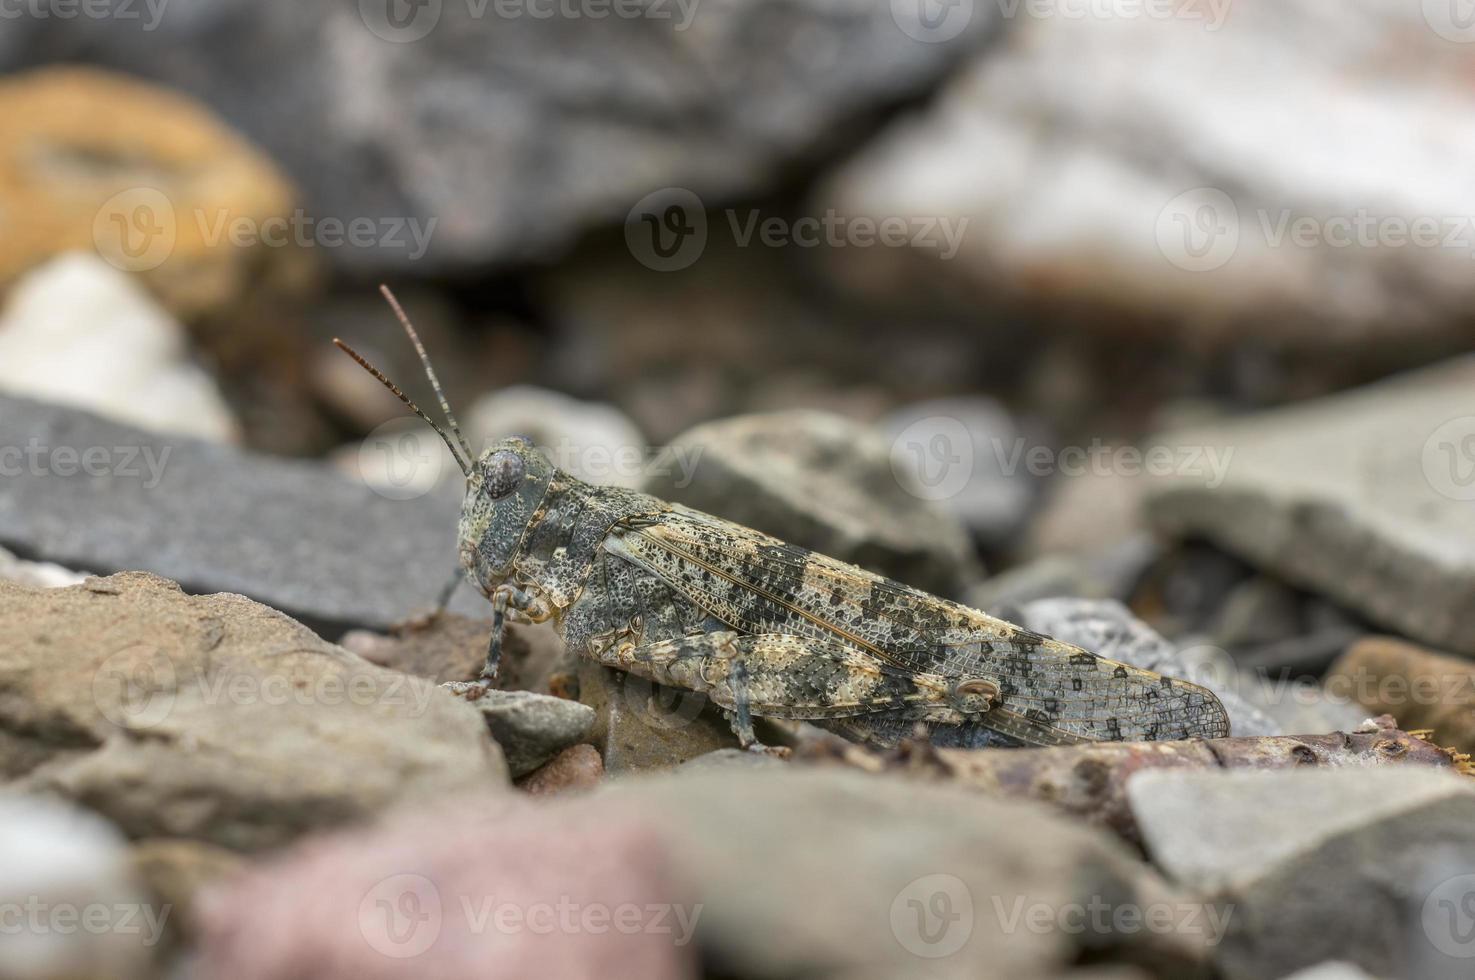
<box><xmin>0</xmin><ymin>394</ymin><xmax>485</xmax><ymax>632</ymax></box>
<box><xmin>1126</xmin><ymin>768</ymin><xmax>1475</xmax><ymax>979</ymax></box>
<box><xmin>1147</xmin><ymin>356</ymin><xmax>1475</xmax><ymax>656</ymax></box>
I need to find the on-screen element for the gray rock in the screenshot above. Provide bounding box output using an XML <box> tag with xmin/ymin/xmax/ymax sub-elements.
<box><xmin>0</xmin><ymin>393</ymin><xmax>484</xmax><ymax>634</ymax></box>
<box><xmin>1126</xmin><ymin>769</ymin><xmax>1475</xmax><ymax>980</ymax></box>
<box><xmin>468</xmin><ymin>386</ymin><xmax>647</xmax><ymax>489</ymax></box>
<box><xmin>642</xmin><ymin>410</ymin><xmax>983</xmax><ymax>597</ymax></box>
<box><xmin>6</xmin><ymin>0</ymin><xmax>993</xmax><ymax>272</ymax></box>
<box><xmin>965</xmin><ymin>536</ymin><xmax>1158</xmax><ymax>611</ymax></box>
<box><xmin>539</xmin><ymin>238</ymin><xmax>1001</xmax><ymax>446</ymax></box>
<box><xmin>576</xmin><ymin>659</ymin><xmax>739</xmax><ymax>773</ymax></box>
<box><xmin>1236</xmin><ymin>671</ymin><xmax>1370</xmax><ymax>739</ymax></box>
<box><xmin>880</xmin><ymin>397</ymin><xmax>1034</xmax><ymax>548</ymax></box>
<box><xmin>0</xmin><ymin>544</ymin><xmax>86</xmax><ymax>589</ymax></box>
<box><xmin>1231</xmin><ymin>627</ymin><xmax>1365</xmax><ymax>680</ymax></box>
<box><xmin>1020</xmin><ymin>469</ymin><xmax>1151</xmax><ymax>562</ymax></box>
<box><xmin>1278</xmin><ymin>966</ymin><xmax>1378</xmax><ymax>980</ymax></box>
<box><xmin>1146</xmin><ymin>356</ymin><xmax>1475</xmax><ymax>656</ymax></box>
<box><xmin>442</xmin><ymin>685</ymin><xmax>595</xmax><ymax>778</ymax></box>
<box><xmin>1</xmin><ymin>572</ymin><xmax>506</xmax><ymax>851</ymax></box>
<box><xmin>679</xmin><ymin>748</ymin><xmax>786</xmax><ymax>772</ymax></box>
<box><xmin>1015</xmin><ymin>598</ymin><xmax>1280</xmax><ymax>737</ymax></box>
<box><xmin>630</xmin><ymin>768</ymin><xmax>1214</xmax><ymax>980</ymax></box>
<box><xmin>1209</xmin><ymin>577</ymin><xmax>1306</xmax><ymax>652</ymax></box>
<box><xmin>816</xmin><ymin>1</ymin><xmax>1475</xmax><ymax>352</ymax></box>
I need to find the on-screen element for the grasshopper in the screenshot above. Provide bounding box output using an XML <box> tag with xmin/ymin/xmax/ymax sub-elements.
<box><xmin>336</xmin><ymin>288</ymin><xmax>1230</xmax><ymax>750</ymax></box>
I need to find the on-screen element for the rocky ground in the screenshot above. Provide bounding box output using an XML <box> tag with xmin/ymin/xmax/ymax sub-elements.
<box><xmin>4</xmin><ymin>2</ymin><xmax>1475</xmax><ymax>978</ymax></box>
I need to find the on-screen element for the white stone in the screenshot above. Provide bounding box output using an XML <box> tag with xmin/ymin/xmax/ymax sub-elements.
<box><xmin>0</xmin><ymin>794</ymin><xmax>155</xmax><ymax>979</ymax></box>
<box><xmin>0</xmin><ymin>253</ymin><xmax>238</xmax><ymax>441</ymax></box>
<box><xmin>819</xmin><ymin>0</ymin><xmax>1475</xmax><ymax>344</ymax></box>
<box><xmin>0</xmin><ymin>545</ymin><xmax>86</xmax><ymax>588</ymax></box>
<box><xmin>468</xmin><ymin>385</ymin><xmax>647</xmax><ymax>488</ymax></box>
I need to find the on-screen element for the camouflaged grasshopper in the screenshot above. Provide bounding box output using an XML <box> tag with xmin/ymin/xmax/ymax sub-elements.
<box><xmin>336</xmin><ymin>288</ymin><xmax>1230</xmax><ymax>750</ymax></box>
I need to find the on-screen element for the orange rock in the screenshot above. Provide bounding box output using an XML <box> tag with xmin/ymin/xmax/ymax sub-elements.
<box><xmin>0</xmin><ymin>66</ymin><xmax>313</xmax><ymax>319</ymax></box>
<box><xmin>1327</xmin><ymin>636</ymin><xmax>1475</xmax><ymax>754</ymax></box>
<box><xmin>517</xmin><ymin>744</ymin><xmax>605</xmax><ymax>796</ymax></box>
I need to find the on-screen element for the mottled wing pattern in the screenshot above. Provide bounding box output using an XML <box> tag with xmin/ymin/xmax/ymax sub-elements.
<box><xmin>606</xmin><ymin>507</ymin><xmax>1229</xmax><ymax>745</ymax></box>
<box><xmin>594</xmin><ymin>631</ymin><xmax>969</xmax><ymax>721</ymax></box>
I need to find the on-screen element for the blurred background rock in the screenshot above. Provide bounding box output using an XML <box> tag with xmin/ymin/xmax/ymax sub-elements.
<box><xmin>2</xmin><ymin>0</ymin><xmax>1474</xmax><ymax>677</ymax></box>
<box><xmin>6</xmin><ymin>6</ymin><xmax>1475</xmax><ymax>979</ymax></box>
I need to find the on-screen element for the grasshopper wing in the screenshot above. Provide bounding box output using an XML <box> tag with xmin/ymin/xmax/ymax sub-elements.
<box><xmin>606</xmin><ymin>507</ymin><xmax>1229</xmax><ymax>745</ymax></box>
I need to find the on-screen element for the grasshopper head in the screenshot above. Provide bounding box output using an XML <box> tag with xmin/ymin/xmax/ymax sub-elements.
<box><xmin>457</xmin><ymin>437</ymin><xmax>556</xmax><ymax>590</ymax></box>
<box><xmin>333</xmin><ymin>287</ymin><xmax>558</xmax><ymax>599</ymax></box>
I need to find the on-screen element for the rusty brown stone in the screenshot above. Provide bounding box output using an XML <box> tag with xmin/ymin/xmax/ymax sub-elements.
<box><xmin>795</xmin><ymin>715</ymin><xmax>1467</xmax><ymax>846</ymax></box>
<box><xmin>1326</xmin><ymin>636</ymin><xmax>1475</xmax><ymax>755</ymax></box>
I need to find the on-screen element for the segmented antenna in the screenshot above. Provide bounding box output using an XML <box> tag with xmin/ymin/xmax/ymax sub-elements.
<box><xmin>332</xmin><ymin>338</ymin><xmax>473</xmax><ymax>477</ymax></box>
<box><xmin>378</xmin><ymin>284</ymin><xmax>475</xmax><ymax>466</ymax></box>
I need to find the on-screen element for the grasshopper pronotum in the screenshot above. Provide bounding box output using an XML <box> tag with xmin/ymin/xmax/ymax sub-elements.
<box><xmin>336</xmin><ymin>288</ymin><xmax>1230</xmax><ymax>750</ymax></box>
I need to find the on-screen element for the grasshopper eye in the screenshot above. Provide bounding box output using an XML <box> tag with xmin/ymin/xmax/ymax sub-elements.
<box><xmin>484</xmin><ymin>450</ymin><xmax>524</xmax><ymax>498</ymax></box>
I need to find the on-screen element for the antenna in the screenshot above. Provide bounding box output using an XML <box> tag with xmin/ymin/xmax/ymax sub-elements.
<box><xmin>378</xmin><ymin>284</ymin><xmax>475</xmax><ymax>466</ymax></box>
<box><xmin>332</xmin><ymin>338</ymin><xmax>473</xmax><ymax>477</ymax></box>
